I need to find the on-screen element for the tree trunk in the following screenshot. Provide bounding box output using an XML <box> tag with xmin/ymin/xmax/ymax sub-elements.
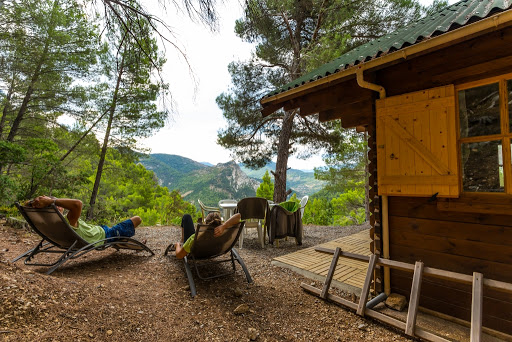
<box><xmin>0</xmin><ymin>76</ymin><xmax>16</xmax><ymax>174</ymax></box>
<box><xmin>273</xmin><ymin>110</ymin><xmax>295</xmax><ymax>203</ymax></box>
<box><xmin>86</xmin><ymin>55</ymin><xmax>124</xmax><ymax>220</ymax></box>
<box><xmin>6</xmin><ymin>58</ymin><xmax>45</xmax><ymax>142</ymax></box>
<box><xmin>0</xmin><ymin>75</ymin><xmax>15</xmax><ymax>139</ymax></box>
<box><xmin>5</xmin><ymin>0</ymin><xmax>58</xmax><ymax>142</ymax></box>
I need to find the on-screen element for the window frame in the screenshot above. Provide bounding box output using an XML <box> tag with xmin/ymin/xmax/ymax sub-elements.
<box><xmin>456</xmin><ymin>73</ymin><xmax>512</xmax><ymax>194</ymax></box>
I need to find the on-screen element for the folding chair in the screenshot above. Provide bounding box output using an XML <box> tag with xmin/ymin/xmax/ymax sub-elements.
<box><xmin>12</xmin><ymin>203</ymin><xmax>154</xmax><ymax>275</ymax></box>
<box><xmin>164</xmin><ymin>221</ymin><xmax>252</xmax><ymax>297</ymax></box>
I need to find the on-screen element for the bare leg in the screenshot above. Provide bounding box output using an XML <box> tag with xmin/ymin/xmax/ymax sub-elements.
<box><xmin>130</xmin><ymin>216</ymin><xmax>142</xmax><ymax>228</ymax></box>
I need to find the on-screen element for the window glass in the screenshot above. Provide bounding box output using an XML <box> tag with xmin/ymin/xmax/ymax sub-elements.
<box><xmin>461</xmin><ymin>140</ymin><xmax>504</xmax><ymax>192</ymax></box>
<box><xmin>459</xmin><ymin>83</ymin><xmax>500</xmax><ymax>138</ymax></box>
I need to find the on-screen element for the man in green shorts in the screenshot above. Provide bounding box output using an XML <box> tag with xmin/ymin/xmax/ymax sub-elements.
<box><xmin>30</xmin><ymin>195</ymin><xmax>142</xmax><ymax>245</ymax></box>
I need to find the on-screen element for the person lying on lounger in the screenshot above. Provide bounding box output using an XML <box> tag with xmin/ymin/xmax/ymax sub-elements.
<box><xmin>28</xmin><ymin>196</ymin><xmax>142</xmax><ymax>245</ymax></box>
<box><xmin>174</xmin><ymin>212</ymin><xmax>241</xmax><ymax>259</ymax></box>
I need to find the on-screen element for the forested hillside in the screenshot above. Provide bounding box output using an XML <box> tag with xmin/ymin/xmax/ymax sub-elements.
<box><xmin>239</xmin><ymin>162</ymin><xmax>324</xmax><ymax>196</ymax></box>
<box><xmin>140</xmin><ymin>155</ymin><xmax>259</xmax><ymax>207</ymax></box>
<box><xmin>140</xmin><ymin>154</ymin><xmax>324</xmax><ymax>206</ymax></box>
<box><xmin>0</xmin><ymin>0</ymin><xmax>198</xmax><ymax>226</ymax></box>
<box><xmin>0</xmin><ymin>0</ymin><xmax>386</xmax><ymax>229</ymax></box>
<box><xmin>141</xmin><ymin>154</ymin><xmax>208</xmax><ymax>188</ymax></box>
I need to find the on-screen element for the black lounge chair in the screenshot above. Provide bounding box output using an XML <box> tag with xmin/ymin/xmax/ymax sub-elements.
<box><xmin>235</xmin><ymin>197</ymin><xmax>270</xmax><ymax>248</ymax></box>
<box><xmin>12</xmin><ymin>203</ymin><xmax>154</xmax><ymax>275</ymax></box>
<box><xmin>164</xmin><ymin>221</ymin><xmax>252</xmax><ymax>297</ymax></box>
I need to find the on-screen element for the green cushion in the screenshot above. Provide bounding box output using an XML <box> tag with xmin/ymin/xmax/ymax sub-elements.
<box><xmin>279</xmin><ymin>200</ymin><xmax>299</xmax><ymax>212</ymax></box>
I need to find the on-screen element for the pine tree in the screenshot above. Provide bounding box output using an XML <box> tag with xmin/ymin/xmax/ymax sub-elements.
<box><xmin>87</xmin><ymin>11</ymin><xmax>169</xmax><ymax>219</ymax></box>
<box><xmin>256</xmin><ymin>170</ymin><xmax>274</xmax><ymax>200</ymax></box>
<box><xmin>217</xmin><ymin>0</ymin><xmax>427</xmax><ymax>202</ymax></box>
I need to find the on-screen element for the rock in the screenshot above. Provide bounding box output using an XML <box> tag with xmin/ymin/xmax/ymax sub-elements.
<box><xmin>234</xmin><ymin>287</ymin><xmax>243</xmax><ymax>297</ymax></box>
<box><xmin>350</xmin><ymin>293</ymin><xmax>357</xmax><ymax>303</ymax></box>
<box><xmin>385</xmin><ymin>293</ymin><xmax>408</xmax><ymax>311</ymax></box>
<box><xmin>107</xmin><ymin>330</ymin><xmax>113</xmax><ymax>336</ymax></box>
<box><xmin>373</xmin><ymin>302</ymin><xmax>386</xmax><ymax>310</ymax></box>
<box><xmin>6</xmin><ymin>217</ymin><xmax>29</xmax><ymax>230</ymax></box>
<box><xmin>233</xmin><ymin>303</ymin><xmax>250</xmax><ymax>315</ymax></box>
<box><xmin>181</xmin><ymin>285</ymin><xmax>190</xmax><ymax>291</ymax></box>
<box><xmin>248</xmin><ymin>327</ymin><xmax>259</xmax><ymax>340</ymax></box>
<box><xmin>357</xmin><ymin>323</ymin><xmax>367</xmax><ymax>330</ymax></box>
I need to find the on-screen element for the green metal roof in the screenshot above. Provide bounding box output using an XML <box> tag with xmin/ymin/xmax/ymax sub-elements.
<box><xmin>265</xmin><ymin>0</ymin><xmax>512</xmax><ymax>98</ymax></box>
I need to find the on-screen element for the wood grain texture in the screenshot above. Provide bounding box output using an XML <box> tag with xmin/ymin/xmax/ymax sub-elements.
<box><xmin>405</xmin><ymin>261</ymin><xmax>424</xmax><ymax>336</ymax></box>
<box><xmin>376</xmin><ymin>85</ymin><xmax>458</xmax><ymax>197</ymax></box>
<box><xmin>471</xmin><ymin>272</ymin><xmax>483</xmax><ymax>342</ymax></box>
<box><xmin>321</xmin><ymin>247</ymin><xmax>341</xmax><ymax>299</ymax></box>
<box><xmin>356</xmin><ymin>254</ymin><xmax>377</xmax><ymax>316</ymax></box>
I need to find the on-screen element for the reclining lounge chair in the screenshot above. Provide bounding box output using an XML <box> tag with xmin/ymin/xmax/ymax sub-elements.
<box><xmin>12</xmin><ymin>203</ymin><xmax>154</xmax><ymax>275</ymax></box>
<box><xmin>164</xmin><ymin>221</ymin><xmax>252</xmax><ymax>297</ymax></box>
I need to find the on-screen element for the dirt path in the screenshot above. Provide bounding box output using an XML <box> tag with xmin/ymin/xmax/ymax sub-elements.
<box><xmin>0</xmin><ymin>221</ymin><xmax>411</xmax><ymax>341</ymax></box>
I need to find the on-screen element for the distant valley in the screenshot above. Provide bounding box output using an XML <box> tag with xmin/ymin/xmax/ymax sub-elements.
<box><xmin>140</xmin><ymin>154</ymin><xmax>325</xmax><ymax>206</ymax></box>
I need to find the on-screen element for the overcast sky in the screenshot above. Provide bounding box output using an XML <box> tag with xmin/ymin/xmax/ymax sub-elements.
<box><xmin>140</xmin><ymin>0</ymin><xmax>447</xmax><ymax>170</ymax></box>
<box><xmin>140</xmin><ymin>0</ymin><xmax>326</xmax><ymax>170</ymax></box>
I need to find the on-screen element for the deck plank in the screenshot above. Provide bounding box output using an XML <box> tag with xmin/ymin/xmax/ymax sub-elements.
<box><xmin>272</xmin><ymin>229</ymin><xmax>371</xmax><ymax>291</ymax></box>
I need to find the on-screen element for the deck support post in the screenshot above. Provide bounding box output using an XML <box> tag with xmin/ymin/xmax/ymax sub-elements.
<box><xmin>321</xmin><ymin>247</ymin><xmax>341</xmax><ymax>299</ymax></box>
<box><xmin>471</xmin><ymin>272</ymin><xmax>483</xmax><ymax>342</ymax></box>
<box><xmin>357</xmin><ymin>253</ymin><xmax>377</xmax><ymax>316</ymax></box>
<box><xmin>405</xmin><ymin>261</ymin><xmax>424</xmax><ymax>336</ymax></box>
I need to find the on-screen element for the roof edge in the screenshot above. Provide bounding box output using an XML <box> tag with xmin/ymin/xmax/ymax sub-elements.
<box><xmin>261</xmin><ymin>9</ymin><xmax>512</xmax><ymax>106</ymax></box>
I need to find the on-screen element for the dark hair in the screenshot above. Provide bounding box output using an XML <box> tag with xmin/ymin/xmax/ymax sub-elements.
<box><xmin>205</xmin><ymin>212</ymin><xmax>222</xmax><ymax>227</ymax></box>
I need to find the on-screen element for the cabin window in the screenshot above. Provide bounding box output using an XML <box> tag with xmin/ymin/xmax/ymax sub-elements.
<box><xmin>460</xmin><ymin>141</ymin><xmax>503</xmax><ymax>192</ymax></box>
<box><xmin>458</xmin><ymin>77</ymin><xmax>512</xmax><ymax>193</ymax></box>
<box><xmin>459</xmin><ymin>83</ymin><xmax>500</xmax><ymax>138</ymax></box>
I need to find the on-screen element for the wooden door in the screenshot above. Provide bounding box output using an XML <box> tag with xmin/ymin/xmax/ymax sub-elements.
<box><xmin>376</xmin><ymin>85</ymin><xmax>459</xmax><ymax>197</ymax></box>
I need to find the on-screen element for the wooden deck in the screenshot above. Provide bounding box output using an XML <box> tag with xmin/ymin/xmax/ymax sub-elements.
<box><xmin>272</xmin><ymin>229</ymin><xmax>371</xmax><ymax>295</ymax></box>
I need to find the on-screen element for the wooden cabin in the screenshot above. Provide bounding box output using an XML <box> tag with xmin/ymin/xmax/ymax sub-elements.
<box><xmin>260</xmin><ymin>0</ymin><xmax>512</xmax><ymax>336</ymax></box>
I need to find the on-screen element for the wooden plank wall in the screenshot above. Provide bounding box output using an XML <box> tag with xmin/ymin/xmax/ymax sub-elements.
<box><xmin>388</xmin><ymin>196</ymin><xmax>512</xmax><ymax>334</ymax></box>
<box><xmin>378</xmin><ymin>26</ymin><xmax>512</xmax><ymax>97</ymax></box>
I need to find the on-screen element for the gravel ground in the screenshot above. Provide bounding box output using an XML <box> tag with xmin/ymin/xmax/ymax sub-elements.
<box><xmin>0</xmin><ymin>220</ymin><xmax>414</xmax><ymax>342</ymax></box>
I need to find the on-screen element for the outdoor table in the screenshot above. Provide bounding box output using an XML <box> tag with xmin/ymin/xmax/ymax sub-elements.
<box><xmin>219</xmin><ymin>201</ymin><xmax>237</xmax><ymax>220</ymax></box>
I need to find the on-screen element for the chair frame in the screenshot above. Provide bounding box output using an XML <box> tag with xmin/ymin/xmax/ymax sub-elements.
<box><xmin>235</xmin><ymin>197</ymin><xmax>270</xmax><ymax>249</ymax></box>
<box><xmin>164</xmin><ymin>221</ymin><xmax>252</xmax><ymax>297</ymax></box>
<box><xmin>12</xmin><ymin>203</ymin><xmax>154</xmax><ymax>275</ymax></box>
<box><xmin>197</xmin><ymin>199</ymin><xmax>220</xmax><ymax>221</ymax></box>
<box><xmin>299</xmin><ymin>195</ymin><xmax>309</xmax><ymax>217</ymax></box>
<box><xmin>299</xmin><ymin>195</ymin><xmax>309</xmax><ymax>239</ymax></box>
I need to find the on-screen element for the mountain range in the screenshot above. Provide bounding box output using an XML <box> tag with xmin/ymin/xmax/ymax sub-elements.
<box><xmin>140</xmin><ymin>154</ymin><xmax>324</xmax><ymax>206</ymax></box>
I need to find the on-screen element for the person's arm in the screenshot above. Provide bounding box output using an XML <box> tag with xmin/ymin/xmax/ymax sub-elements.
<box><xmin>175</xmin><ymin>242</ymin><xmax>188</xmax><ymax>259</ymax></box>
<box><xmin>32</xmin><ymin>196</ymin><xmax>82</xmax><ymax>227</ymax></box>
<box><xmin>214</xmin><ymin>213</ymin><xmax>241</xmax><ymax>237</ymax></box>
